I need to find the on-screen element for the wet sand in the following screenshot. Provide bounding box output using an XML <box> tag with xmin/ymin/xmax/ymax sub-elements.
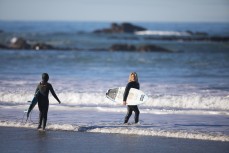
<box><xmin>0</xmin><ymin>127</ymin><xmax>228</xmax><ymax>153</ymax></box>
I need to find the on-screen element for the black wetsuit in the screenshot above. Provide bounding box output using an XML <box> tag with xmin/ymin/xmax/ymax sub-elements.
<box><xmin>123</xmin><ymin>81</ymin><xmax>140</xmax><ymax>123</ymax></box>
<box><xmin>35</xmin><ymin>82</ymin><xmax>60</xmax><ymax>129</ymax></box>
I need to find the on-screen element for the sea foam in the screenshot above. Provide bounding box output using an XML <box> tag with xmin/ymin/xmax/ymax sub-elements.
<box><xmin>0</xmin><ymin>121</ymin><xmax>228</xmax><ymax>142</ymax></box>
<box><xmin>0</xmin><ymin>92</ymin><xmax>228</xmax><ymax>112</ymax></box>
<box><xmin>135</xmin><ymin>30</ymin><xmax>191</xmax><ymax>36</ymax></box>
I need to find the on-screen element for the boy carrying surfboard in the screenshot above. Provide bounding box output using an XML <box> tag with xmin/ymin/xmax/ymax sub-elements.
<box><xmin>35</xmin><ymin>73</ymin><xmax>61</xmax><ymax>131</ymax></box>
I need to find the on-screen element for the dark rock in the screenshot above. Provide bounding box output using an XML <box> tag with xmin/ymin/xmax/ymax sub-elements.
<box><xmin>110</xmin><ymin>44</ymin><xmax>136</xmax><ymax>51</ymax></box>
<box><xmin>109</xmin><ymin>44</ymin><xmax>172</xmax><ymax>52</ymax></box>
<box><xmin>208</xmin><ymin>36</ymin><xmax>229</xmax><ymax>42</ymax></box>
<box><xmin>32</xmin><ymin>43</ymin><xmax>54</xmax><ymax>50</ymax></box>
<box><xmin>138</xmin><ymin>44</ymin><xmax>171</xmax><ymax>52</ymax></box>
<box><xmin>120</xmin><ymin>22</ymin><xmax>146</xmax><ymax>33</ymax></box>
<box><xmin>108</xmin><ymin>36</ymin><xmax>139</xmax><ymax>40</ymax></box>
<box><xmin>9</xmin><ymin>37</ymin><xmax>30</xmax><ymax>49</ymax></box>
<box><xmin>0</xmin><ymin>43</ymin><xmax>8</xmax><ymax>49</ymax></box>
<box><xmin>93</xmin><ymin>22</ymin><xmax>146</xmax><ymax>34</ymax></box>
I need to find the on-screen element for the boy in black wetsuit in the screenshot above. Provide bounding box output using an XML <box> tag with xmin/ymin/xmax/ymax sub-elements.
<box><xmin>35</xmin><ymin>73</ymin><xmax>61</xmax><ymax>131</ymax></box>
<box><xmin>123</xmin><ymin>72</ymin><xmax>140</xmax><ymax>124</ymax></box>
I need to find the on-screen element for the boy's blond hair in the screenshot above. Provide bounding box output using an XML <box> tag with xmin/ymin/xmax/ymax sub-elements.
<box><xmin>128</xmin><ymin>72</ymin><xmax>138</xmax><ymax>83</ymax></box>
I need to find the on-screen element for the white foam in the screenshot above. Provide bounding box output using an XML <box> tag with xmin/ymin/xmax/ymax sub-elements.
<box><xmin>1</xmin><ymin>92</ymin><xmax>228</xmax><ymax>113</ymax></box>
<box><xmin>1</xmin><ymin>121</ymin><xmax>228</xmax><ymax>142</ymax></box>
<box><xmin>88</xmin><ymin>127</ymin><xmax>229</xmax><ymax>142</ymax></box>
<box><xmin>48</xmin><ymin>124</ymin><xmax>77</xmax><ymax>131</ymax></box>
<box><xmin>0</xmin><ymin>121</ymin><xmax>37</xmax><ymax>129</ymax></box>
<box><xmin>135</xmin><ymin>30</ymin><xmax>191</xmax><ymax>36</ymax></box>
<box><xmin>10</xmin><ymin>37</ymin><xmax>18</xmax><ymax>44</ymax></box>
<box><xmin>145</xmin><ymin>95</ymin><xmax>229</xmax><ymax>111</ymax></box>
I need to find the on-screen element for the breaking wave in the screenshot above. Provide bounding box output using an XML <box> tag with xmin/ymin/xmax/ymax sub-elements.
<box><xmin>0</xmin><ymin>92</ymin><xmax>228</xmax><ymax>112</ymax></box>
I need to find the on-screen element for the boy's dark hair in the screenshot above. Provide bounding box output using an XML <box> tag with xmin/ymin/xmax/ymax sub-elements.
<box><xmin>42</xmin><ymin>73</ymin><xmax>49</xmax><ymax>82</ymax></box>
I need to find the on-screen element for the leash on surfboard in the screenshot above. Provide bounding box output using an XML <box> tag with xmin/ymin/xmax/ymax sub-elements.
<box><xmin>21</xmin><ymin>101</ymin><xmax>38</xmax><ymax>124</ymax></box>
<box><xmin>22</xmin><ymin>109</ymin><xmax>30</xmax><ymax>123</ymax></box>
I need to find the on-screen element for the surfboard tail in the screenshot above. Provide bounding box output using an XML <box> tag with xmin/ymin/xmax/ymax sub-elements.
<box><xmin>26</xmin><ymin>96</ymin><xmax>38</xmax><ymax>117</ymax></box>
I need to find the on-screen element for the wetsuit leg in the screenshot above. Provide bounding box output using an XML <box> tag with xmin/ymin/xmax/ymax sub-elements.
<box><xmin>42</xmin><ymin>106</ymin><xmax>49</xmax><ymax>130</ymax></box>
<box><xmin>38</xmin><ymin>99</ymin><xmax>49</xmax><ymax>129</ymax></box>
<box><xmin>37</xmin><ymin>112</ymin><xmax>42</xmax><ymax>129</ymax></box>
<box><xmin>133</xmin><ymin>106</ymin><xmax>140</xmax><ymax>123</ymax></box>
<box><xmin>37</xmin><ymin>102</ymin><xmax>43</xmax><ymax>129</ymax></box>
<box><xmin>124</xmin><ymin>106</ymin><xmax>133</xmax><ymax>123</ymax></box>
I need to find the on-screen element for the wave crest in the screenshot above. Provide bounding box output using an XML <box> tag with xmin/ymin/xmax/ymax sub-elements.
<box><xmin>0</xmin><ymin>92</ymin><xmax>228</xmax><ymax>111</ymax></box>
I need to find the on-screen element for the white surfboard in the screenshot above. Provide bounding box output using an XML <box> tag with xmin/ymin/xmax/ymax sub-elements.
<box><xmin>106</xmin><ymin>87</ymin><xmax>148</xmax><ymax>105</ymax></box>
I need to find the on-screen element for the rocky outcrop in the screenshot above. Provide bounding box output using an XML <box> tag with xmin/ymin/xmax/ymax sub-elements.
<box><xmin>110</xmin><ymin>44</ymin><xmax>136</xmax><ymax>51</ymax></box>
<box><xmin>93</xmin><ymin>22</ymin><xmax>146</xmax><ymax>33</ymax></box>
<box><xmin>0</xmin><ymin>37</ymin><xmax>57</xmax><ymax>50</ymax></box>
<box><xmin>0</xmin><ymin>43</ymin><xmax>8</xmax><ymax>49</ymax></box>
<box><xmin>109</xmin><ymin>44</ymin><xmax>172</xmax><ymax>52</ymax></box>
<box><xmin>9</xmin><ymin>37</ymin><xmax>31</xmax><ymax>49</ymax></box>
<box><xmin>138</xmin><ymin>44</ymin><xmax>171</xmax><ymax>52</ymax></box>
<box><xmin>32</xmin><ymin>43</ymin><xmax>54</xmax><ymax>50</ymax></box>
<box><xmin>0</xmin><ymin>36</ymin><xmax>173</xmax><ymax>52</ymax></box>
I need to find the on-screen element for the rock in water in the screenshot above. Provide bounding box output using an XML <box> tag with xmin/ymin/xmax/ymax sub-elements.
<box><xmin>9</xmin><ymin>37</ymin><xmax>30</xmax><ymax>49</ymax></box>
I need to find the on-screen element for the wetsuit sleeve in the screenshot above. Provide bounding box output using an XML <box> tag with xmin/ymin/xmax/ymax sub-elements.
<box><xmin>123</xmin><ymin>83</ymin><xmax>131</xmax><ymax>101</ymax></box>
<box><xmin>49</xmin><ymin>84</ymin><xmax>61</xmax><ymax>103</ymax></box>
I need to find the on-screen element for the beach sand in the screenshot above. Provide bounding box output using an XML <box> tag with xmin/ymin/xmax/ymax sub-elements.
<box><xmin>0</xmin><ymin>127</ymin><xmax>228</xmax><ymax>153</ymax></box>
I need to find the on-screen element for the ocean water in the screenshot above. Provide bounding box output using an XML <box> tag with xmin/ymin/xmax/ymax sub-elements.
<box><xmin>0</xmin><ymin>21</ymin><xmax>229</xmax><ymax>141</ymax></box>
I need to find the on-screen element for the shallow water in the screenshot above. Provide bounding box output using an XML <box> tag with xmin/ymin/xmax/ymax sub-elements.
<box><xmin>1</xmin><ymin>127</ymin><xmax>229</xmax><ymax>153</ymax></box>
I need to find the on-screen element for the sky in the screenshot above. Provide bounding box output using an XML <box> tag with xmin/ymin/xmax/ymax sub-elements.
<box><xmin>0</xmin><ymin>0</ymin><xmax>229</xmax><ymax>22</ymax></box>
